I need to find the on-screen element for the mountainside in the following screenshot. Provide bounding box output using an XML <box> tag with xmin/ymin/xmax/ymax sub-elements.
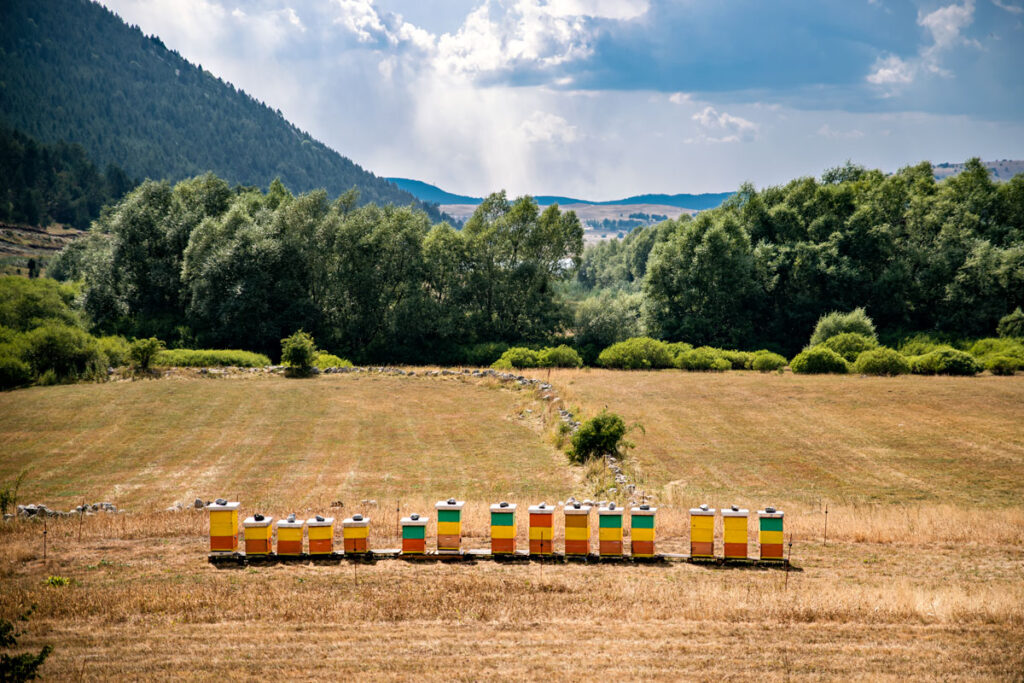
<box><xmin>0</xmin><ymin>0</ymin><xmax>441</xmax><ymax>220</ymax></box>
<box><xmin>933</xmin><ymin>160</ymin><xmax>1024</xmax><ymax>181</ymax></box>
<box><xmin>388</xmin><ymin>178</ymin><xmax>734</xmax><ymax>211</ymax></box>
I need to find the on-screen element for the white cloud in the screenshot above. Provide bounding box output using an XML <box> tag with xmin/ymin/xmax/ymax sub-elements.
<box><xmin>992</xmin><ymin>0</ymin><xmax>1024</xmax><ymax>13</ymax></box>
<box><xmin>867</xmin><ymin>54</ymin><xmax>915</xmax><ymax>85</ymax></box>
<box><xmin>669</xmin><ymin>92</ymin><xmax>693</xmax><ymax>105</ymax></box>
<box><xmin>687</xmin><ymin>106</ymin><xmax>758</xmax><ymax>143</ymax></box>
<box><xmin>333</xmin><ymin>0</ymin><xmax>387</xmax><ymax>43</ymax></box>
<box><xmin>519</xmin><ymin>111</ymin><xmax>579</xmax><ymax>143</ymax></box>
<box><xmin>817</xmin><ymin>124</ymin><xmax>865</xmax><ymax>139</ymax></box>
<box><xmin>544</xmin><ymin>0</ymin><xmax>649</xmax><ymax>20</ymax></box>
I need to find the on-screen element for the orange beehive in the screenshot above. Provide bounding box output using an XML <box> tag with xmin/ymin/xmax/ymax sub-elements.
<box><xmin>276</xmin><ymin>515</ymin><xmax>305</xmax><ymax>556</ymax></box>
<box><xmin>343</xmin><ymin>514</ymin><xmax>370</xmax><ymax>554</ymax></box>
<box><xmin>207</xmin><ymin>500</ymin><xmax>239</xmax><ymax>553</ymax></box>
<box><xmin>243</xmin><ymin>514</ymin><xmax>273</xmax><ymax>555</ymax></box>
<box><xmin>629</xmin><ymin>505</ymin><xmax>656</xmax><ymax>557</ymax></box>
<box><xmin>528</xmin><ymin>502</ymin><xmax>554</xmax><ymax>555</ymax></box>
<box><xmin>401</xmin><ymin>514</ymin><xmax>428</xmax><ymax>554</ymax></box>
<box><xmin>490</xmin><ymin>502</ymin><xmax>517</xmax><ymax>555</ymax></box>
<box><xmin>563</xmin><ymin>502</ymin><xmax>591</xmax><ymax>556</ymax></box>
<box><xmin>597</xmin><ymin>503</ymin><xmax>623</xmax><ymax>556</ymax></box>
<box><xmin>722</xmin><ymin>505</ymin><xmax>749</xmax><ymax>559</ymax></box>
<box><xmin>306</xmin><ymin>515</ymin><xmax>334</xmax><ymax>555</ymax></box>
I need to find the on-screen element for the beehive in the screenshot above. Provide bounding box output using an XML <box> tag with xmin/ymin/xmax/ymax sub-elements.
<box><xmin>435</xmin><ymin>499</ymin><xmax>465</xmax><ymax>554</ymax></box>
<box><xmin>528</xmin><ymin>502</ymin><xmax>554</xmax><ymax>555</ymax></box>
<box><xmin>563</xmin><ymin>502</ymin><xmax>591</xmax><ymax>556</ymax></box>
<box><xmin>758</xmin><ymin>507</ymin><xmax>785</xmax><ymax>561</ymax></box>
<box><xmin>598</xmin><ymin>503</ymin><xmax>623</xmax><ymax>556</ymax></box>
<box><xmin>276</xmin><ymin>516</ymin><xmax>305</xmax><ymax>556</ymax></box>
<box><xmin>689</xmin><ymin>504</ymin><xmax>715</xmax><ymax>558</ymax></box>
<box><xmin>490</xmin><ymin>502</ymin><xmax>517</xmax><ymax>555</ymax></box>
<box><xmin>343</xmin><ymin>514</ymin><xmax>370</xmax><ymax>554</ymax></box>
<box><xmin>306</xmin><ymin>515</ymin><xmax>334</xmax><ymax>555</ymax></box>
<box><xmin>207</xmin><ymin>500</ymin><xmax>239</xmax><ymax>553</ymax></box>
<box><xmin>722</xmin><ymin>505</ymin><xmax>749</xmax><ymax>559</ymax></box>
<box><xmin>243</xmin><ymin>514</ymin><xmax>273</xmax><ymax>555</ymax></box>
<box><xmin>401</xmin><ymin>514</ymin><xmax>428</xmax><ymax>554</ymax></box>
<box><xmin>629</xmin><ymin>505</ymin><xmax>656</xmax><ymax>557</ymax></box>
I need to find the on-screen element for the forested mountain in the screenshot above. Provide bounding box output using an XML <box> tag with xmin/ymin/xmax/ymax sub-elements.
<box><xmin>0</xmin><ymin>0</ymin><xmax>442</xmax><ymax>220</ymax></box>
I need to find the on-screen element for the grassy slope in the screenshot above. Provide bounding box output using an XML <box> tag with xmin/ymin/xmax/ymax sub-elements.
<box><xmin>1</xmin><ymin>371</ymin><xmax>1023</xmax><ymax>679</ymax></box>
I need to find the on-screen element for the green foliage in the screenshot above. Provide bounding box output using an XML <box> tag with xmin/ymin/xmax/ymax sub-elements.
<box><xmin>997</xmin><ymin>307</ymin><xmax>1024</xmax><ymax>338</ymax></box>
<box><xmin>0</xmin><ymin>607</ymin><xmax>53</xmax><ymax>682</ymax></box>
<box><xmin>0</xmin><ymin>276</ymin><xmax>81</xmax><ymax>332</ymax></box>
<box><xmin>790</xmin><ymin>346</ymin><xmax>850</xmax><ymax>374</ymax></box>
<box><xmin>820</xmin><ymin>332</ymin><xmax>879</xmax><ymax>362</ymax></box>
<box><xmin>281</xmin><ymin>331</ymin><xmax>317</xmax><ymax>374</ymax></box>
<box><xmin>43</xmin><ymin>576</ymin><xmax>70</xmax><ymax>588</ymax></box>
<box><xmin>0</xmin><ymin>471</ymin><xmax>28</xmax><ymax>516</ymax></box>
<box><xmin>596</xmin><ymin>337</ymin><xmax>675</xmax><ymax>370</ymax></box>
<box><xmin>567</xmin><ymin>410</ymin><xmax>634</xmax><ymax>465</ymax></box>
<box><xmin>898</xmin><ymin>334</ymin><xmax>951</xmax><ymax>357</ymax></box>
<box><xmin>909</xmin><ymin>349</ymin><xmax>983</xmax><ymax>376</ymax></box>
<box><xmin>0</xmin><ymin>354</ymin><xmax>33</xmax><ymax>391</ymax></box>
<box><xmin>459</xmin><ymin>343</ymin><xmax>509</xmax><ymax>367</ymax></box>
<box><xmin>313</xmin><ymin>352</ymin><xmax>353</xmax><ymax>370</ymax></box>
<box><xmin>491</xmin><ymin>347</ymin><xmax>540</xmax><ymax>370</ymax></box>
<box><xmin>985</xmin><ymin>355</ymin><xmax>1019</xmax><ymax>375</ymax></box>
<box><xmin>572</xmin><ymin>291</ymin><xmax>643</xmax><ymax>364</ymax></box>
<box><xmin>676</xmin><ymin>346</ymin><xmax>731</xmax><ymax>371</ymax></box>
<box><xmin>968</xmin><ymin>337</ymin><xmax>1024</xmax><ymax>364</ymax></box>
<box><xmin>128</xmin><ymin>337</ymin><xmax>165</xmax><ymax>371</ymax></box>
<box><xmin>809</xmin><ymin>309</ymin><xmax>877</xmax><ymax>347</ymax></box>
<box><xmin>95</xmin><ymin>336</ymin><xmax>130</xmax><ymax>367</ymax></box>
<box><xmin>153</xmin><ymin>349</ymin><xmax>271</xmax><ymax>368</ymax></box>
<box><xmin>853</xmin><ymin>347</ymin><xmax>910</xmax><ymax>376</ymax></box>
<box><xmin>719</xmin><ymin>349</ymin><xmax>755</xmax><ymax>370</ymax></box>
<box><xmin>537</xmin><ymin>344</ymin><xmax>583</xmax><ymax>368</ymax></box>
<box><xmin>20</xmin><ymin>323</ymin><xmax>103</xmax><ymax>382</ymax></box>
<box><xmin>751</xmin><ymin>350</ymin><xmax>788</xmax><ymax>372</ymax></box>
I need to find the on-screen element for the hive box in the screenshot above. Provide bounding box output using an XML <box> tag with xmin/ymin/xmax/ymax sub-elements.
<box><xmin>207</xmin><ymin>501</ymin><xmax>239</xmax><ymax>553</ymax></box>
<box><xmin>630</xmin><ymin>505</ymin><xmax>656</xmax><ymax>557</ymax></box>
<box><xmin>722</xmin><ymin>506</ymin><xmax>749</xmax><ymax>559</ymax></box>
<box><xmin>758</xmin><ymin>508</ymin><xmax>785</xmax><ymax>561</ymax></box>
<box><xmin>243</xmin><ymin>515</ymin><xmax>273</xmax><ymax>555</ymax></box>
<box><xmin>490</xmin><ymin>502</ymin><xmax>517</xmax><ymax>555</ymax></box>
<box><xmin>306</xmin><ymin>516</ymin><xmax>334</xmax><ymax>555</ymax></box>
<box><xmin>276</xmin><ymin>517</ymin><xmax>305</xmax><ymax>556</ymax></box>
<box><xmin>401</xmin><ymin>515</ymin><xmax>428</xmax><ymax>554</ymax></box>
<box><xmin>435</xmin><ymin>499</ymin><xmax>465</xmax><ymax>554</ymax></box>
<box><xmin>598</xmin><ymin>504</ymin><xmax>623</xmax><ymax>556</ymax></box>
<box><xmin>343</xmin><ymin>515</ymin><xmax>370</xmax><ymax>554</ymax></box>
<box><xmin>528</xmin><ymin>503</ymin><xmax>554</xmax><ymax>555</ymax></box>
<box><xmin>563</xmin><ymin>503</ymin><xmax>591</xmax><ymax>556</ymax></box>
<box><xmin>689</xmin><ymin>505</ymin><xmax>715</xmax><ymax>558</ymax></box>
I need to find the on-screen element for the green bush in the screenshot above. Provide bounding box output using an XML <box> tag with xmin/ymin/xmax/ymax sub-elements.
<box><xmin>460</xmin><ymin>342</ymin><xmax>509</xmax><ymax>367</ymax></box>
<box><xmin>790</xmin><ymin>346</ymin><xmax>850</xmax><ymax>374</ymax></box>
<box><xmin>664</xmin><ymin>342</ymin><xmax>693</xmax><ymax>364</ymax></box>
<box><xmin>0</xmin><ymin>275</ymin><xmax>81</xmax><ymax>331</ymax></box>
<box><xmin>0</xmin><ymin>354</ymin><xmax>32</xmax><ymax>390</ymax></box>
<box><xmin>597</xmin><ymin>337</ymin><xmax>674</xmax><ymax>370</ymax></box>
<box><xmin>537</xmin><ymin>344</ymin><xmax>583</xmax><ymax>368</ymax></box>
<box><xmin>853</xmin><ymin>347</ymin><xmax>910</xmax><ymax>376</ymax></box>
<box><xmin>567</xmin><ymin>410</ymin><xmax>634</xmax><ymax>465</ymax></box>
<box><xmin>677</xmin><ymin>346</ymin><xmax>730</xmax><ymax>371</ymax></box>
<box><xmin>281</xmin><ymin>330</ymin><xmax>317</xmax><ymax>375</ymax></box>
<box><xmin>153</xmin><ymin>349</ymin><xmax>271</xmax><ymax>367</ymax></box>
<box><xmin>968</xmin><ymin>337</ymin><xmax>1024</xmax><ymax>364</ymax></box>
<box><xmin>720</xmin><ymin>349</ymin><xmax>755</xmax><ymax>370</ymax></box>
<box><xmin>96</xmin><ymin>335</ymin><xmax>130</xmax><ymax>367</ymax></box>
<box><xmin>313</xmin><ymin>352</ymin><xmax>353</xmax><ymax>370</ymax></box>
<box><xmin>997</xmin><ymin>307</ymin><xmax>1024</xmax><ymax>338</ymax></box>
<box><xmin>492</xmin><ymin>347</ymin><xmax>540</xmax><ymax>369</ymax></box>
<box><xmin>20</xmin><ymin>323</ymin><xmax>103</xmax><ymax>382</ymax></box>
<box><xmin>0</xmin><ymin>607</ymin><xmax>53</xmax><ymax>682</ymax></box>
<box><xmin>751</xmin><ymin>350</ymin><xmax>787</xmax><ymax>372</ymax></box>
<box><xmin>821</xmin><ymin>332</ymin><xmax>878</xmax><ymax>363</ymax></box>
<box><xmin>809</xmin><ymin>307</ymin><xmax>877</xmax><ymax>347</ymax></box>
<box><xmin>985</xmin><ymin>355</ymin><xmax>1019</xmax><ymax>376</ymax></box>
<box><xmin>129</xmin><ymin>337</ymin><xmax>165</xmax><ymax>371</ymax></box>
<box><xmin>898</xmin><ymin>334</ymin><xmax>952</xmax><ymax>357</ymax></box>
<box><xmin>909</xmin><ymin>349</ymin><xmax>982</xmax><ymax>376</ymax></box>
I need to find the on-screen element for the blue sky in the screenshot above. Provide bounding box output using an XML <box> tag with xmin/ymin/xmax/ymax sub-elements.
<box><xmin>100</xmin><ymin>0</ymin><xmax>1024</xmax><ymax>198</ymax></box>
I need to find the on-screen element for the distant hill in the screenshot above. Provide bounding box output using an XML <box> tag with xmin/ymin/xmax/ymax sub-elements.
<box><xmin>0</xmin><ymin>0</ymin><xmax>442</xmax><ymax>220</ymax></box>
<box><xmin>933</xmin><ymin>160</ymin><xmax>1024</xmax><ymax>182</ymax></box>
<box><xmin>389</xmin><ymin>178</ymin><xmax>734</xmax><ymax>211</ymax></box>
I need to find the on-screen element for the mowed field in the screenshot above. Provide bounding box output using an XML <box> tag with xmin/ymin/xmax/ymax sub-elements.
<box><xmin>1</xmin><ymin>371</ymin><xmax>1023</xmax><ymax>679</ymax></box>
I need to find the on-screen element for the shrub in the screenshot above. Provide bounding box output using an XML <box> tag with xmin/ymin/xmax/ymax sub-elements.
<box><xmin>664</xmin><ymin>342</ymin><xmax>693</xmax><ymax>364</ymax></box>
<box><xmin>460</xmin><ymin>342</ymin><xmax>509</xmax><ymax>367</ymax></box>
<box><xmin>153</xmin><ymin>349</ymin><xmax>271</xmax><ymax>368</ymax></box>
<box><xmin>853</xmin><ymin>347</ymin><xmax>910</xmax><ymax>376</ymax></box>
<box><xmin>537</xmin><ymin>345</ymin><xmax>583</xmax><ymax>368</ymax></box>
<box><xmin>96</xmin><ymin>336</ymin><xmax>130</xmax><ymax>367</ymax></box>
<box><xmin>567</xmin><ymin>410</ymin><xmax>635</xmax><ymax>465</ymax></box>
<box><xmin>997</xmin><ymin>307</ymin><xmax>1024</xmax><ymax>338</ymax></box>
<box><xmin>0</xmin><ymin>355</ymin><xmax>32</xmax><ymax>390</ymax></box>
<box><xmin>677</xmin><ymin>346</ymin><xmax>730</xmax><ymax>371</ymax></box>
<box><xmin>0</xmin><ymin>275</ymin><xmax>80</xmax><ymax>331</ymax></box>
<box><xmin>968</xmin><ymin>337</ymin><xmax>1024</xmax><ymax>364</ymax></box>
<box><xmin>281</xmin><ymin>330</ymin><xmax>317</xmax><ymax>375</ymax></box>
<box><xmin>821</xmin><ymin>332</ymin><xmax>878</xmax><ymax>363</ymax></box>
<box><xmin>20</xmin><ymin>323</ymin><xmax>103</xmax><ymax>382</ymax></box>
<box><xmin>898</xmin><ymin>334</ymin><xmax>952</xmax><ymax>357</ymax></box>
<box><xmin>597</xmin><ymin>337</ymin><xmax>674</xmax><ymax>370</ymax></box>
<box><xmin>909</xmin><ymin>349</ymin><xmax>982</xmax><ymax>376</ymax></box>
<box><xmin>720</xmin><ymin>349</ymin><xmax>754</xmax><ymax>370</ymax></box>
<box><xmin>129</xmin><ymin>337</ymin><xmax>165</xmax><ymax>371</ymax></box>
<box><xmin>313</xmin><ymin>352</ymin><xmax>353</xmax><ymax>370</ymax></box>
<box><xmin>491</xmin><ymin>347</ymin><xmax>540</xmax><ymax>370</ymax></box>
<box><xmin>809</xmin><ymin>307</ymin><xmax>877</xmax><ymax>347</ymax></box>
<box><xmin>0</xmin><ymin>607</ymin><xmax>53</xmax><ymax>682</ymax></box>
<box><xmin>985</xmin><ymin>355</ymin><xmax>1019</xmax><ymax>376</ymax></box>
<box><xmin>790</xmin><ymin>346</ymin><xmax>850</xmax><ymax>374</ymax></box>
<box><xmin>751</xmin><ymin>350</ymin><xmax>787</xmax><ymax>372</ymax></box>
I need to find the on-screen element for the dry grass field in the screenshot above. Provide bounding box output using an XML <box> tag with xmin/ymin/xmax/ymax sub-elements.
<box><xmin>2</xmin><ymin>370</ymin><xmax>1023</xmax><ymax>679</ymax></box>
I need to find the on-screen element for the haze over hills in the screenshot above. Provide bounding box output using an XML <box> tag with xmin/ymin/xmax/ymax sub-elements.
<box><xmin>0</xmin><ymin>0</ymin><xmax>442</xmax><ymax>220</ymax></box>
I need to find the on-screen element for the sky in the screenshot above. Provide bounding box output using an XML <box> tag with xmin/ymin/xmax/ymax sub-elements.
<box><xmin>99</xmin><ymin>0</ymin><xmax>1024</xmax><ymax>198</ymax></box>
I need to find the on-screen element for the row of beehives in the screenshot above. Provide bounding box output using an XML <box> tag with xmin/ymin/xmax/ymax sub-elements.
<box><xmin>206</xmin><ymin>498</ymin><xmax>786</xmax><ymax>560</ymax></box>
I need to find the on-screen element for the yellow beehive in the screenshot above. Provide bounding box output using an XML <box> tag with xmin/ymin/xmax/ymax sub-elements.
<box><xmin>207</xmin><ymin>500</ymin><xmax>239</xmax><ymax>553</ymax></box>
<box><xmin>722</xmin><ymin>505</ymin><xmax>749</xmax><ymax>559</ymax></box>
<box><xmin>490</xmin><ymin>502</ymin><xmax>517</xmax><ymax>555</ymax></box>
<box><xmin>343</xmin><ymin>514</ymin><xmax>370</xmax><ymax>554</ymax></box>
<box><xmin>563</xmin><ymin>502</ymin><xmax>591</xmax><ymax>556</ymax></box>
<box><xmin>689</xmin><ymin>504</ymin><xmax>715</xmax><ymax>558</ymax></box>
<box><xmin>435</xmin><ymin>499</ymin><xmax>464</xmax><ymax>554</ymax></box>
<box><xmin>276</xmin><ymin>515</ymin><xmax>305</xmax><ymax>556</ymax></box>
<box><xmin>306</xmin><ymin>515</ymin><xmax>335</xmax><ymax>555</ymax></box>
<box><xmin>243</xmin><ymin>514</ymin><xmax>273</xmax><ymax>555</ymax></box>
<box><xmin>758</xmin><ymin>507</ymin><xmax>785</xmax><ymax>561</ymax></box>
<box><xmin>629</xmin><ymin>505</ymin><xmax>656</xmax><ymax>557</ymax></box>
<box><xmin>598</xmin><ymin>503</ymin><xmax>623</xmax><ymax>556</ymax></box>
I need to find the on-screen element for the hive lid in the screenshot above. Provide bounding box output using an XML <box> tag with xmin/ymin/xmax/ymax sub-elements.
<box><xmin>401</xmin><ymin>515</ymin><xmax>429</xmax><ymax>526</ymax></box>
<box><xmin>489</xmin><ymin>502</ymin><xmax>518</xmax><ymax>512</ymax></box>
<box><xmin>343</xmin><ymin>516</ymin><xmax>370</xmax><ymax>527</ymax></box>
<box><xmin>528</xmin><ymin>502</ymin><xmax>554</xmax><ymax>514</ymax></box>
<box><xmin>689</xmin><ymin>504</ymin><xmax>716</xmax><ymax>516</ymax></box>
<box><xmin>277</xmin><ymin>518</ymin><xmax>305</xmax><ymax>529</ymax></box>
<box><xmin>563</xmin><ymin>503</ymin><xmax>591</xmax><ymax>514</ymax></box>
<box><xmin>722</xmin><ymin>506</ymin><xmax>749</xmax><ymax>517</ymax></box>
<box><xmin>243</xmin><ymin>515</ymin><xmax>274</xmax><ymax>527</ymax></box>
<box><xmin>206</xmin><ymin>501</ymin><xmax>240</xmax><ymax>511</ymax></box>
<box><xmin>758</xmin><ymin>508</ymin><xmax>784</xmax><ymax>518</ymax></box>
<box><xmin>435</xmin><ymin>499</ymin><xmax>465</xmax><ymax>510</ymax></box>
<box><xmin>598</xmin><ymin>503</ymin><xmax>621</xmax><ymax>515</ymax></box>
<box><xmin>305</xmin><ymin>516</ymin><xmax>334</xmax><ymax>527</ymax></box>
<box><xmin>630</xmin><ymin>506</ymin><xmax>657</xmax><ymax>515</ymax></box>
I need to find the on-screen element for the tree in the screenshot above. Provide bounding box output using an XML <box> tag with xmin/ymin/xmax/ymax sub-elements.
<box><xmin>281</xmin><ymin>330</ymin><xmax>317</xmax><ymax>376</ymax></box>
<box><xmin>809</xmin><ymin>308</ymin><xmax>877</xmax><ymax>347</ymax></box>
<box><xmin>998</xmin><ymin>307</ymin><xmax>1024</xmax><ymax>338</ymax></box>
<box><xmin>128</xmin><ymin>337</ymin><xmax>164</xmax><ymax>371</ymax></box>
<box><xmin>567</xmin><ymin>410</ymin><xmax>638</xmax><ymax>465</ymax></box>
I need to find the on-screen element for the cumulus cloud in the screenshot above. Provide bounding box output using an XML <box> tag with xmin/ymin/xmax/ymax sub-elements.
<box><xmin>817</xmin><ymin>124</ymin><xmax>865</xmax><ymax>139</ymax></box>
<box><xmin>866</xmin><ymin>54</ymin><xmax>915</xmax><ymax>85</ymax></box>
<box><xmin>687</xmin><ymin>106</ymin><xmax>758</xmax><ymax>143</ymax></box>
<box><xmin>518</xmin><ymin>111</ymin><xmax>579</xmax><ymax>143</ymax></box>
<box><xmin>992</xmin><ymin>0</ymin><xmax>1023</xmax><ymax>13</ymax></box>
